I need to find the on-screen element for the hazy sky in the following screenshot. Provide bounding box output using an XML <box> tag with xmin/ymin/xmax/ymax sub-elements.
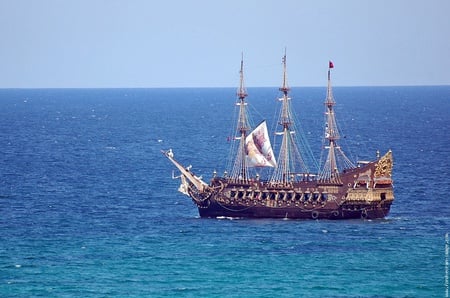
<box><xmin>0</xmin><ymin>0</ymin><xmax>449</xmax><ymax>88</ymax></box>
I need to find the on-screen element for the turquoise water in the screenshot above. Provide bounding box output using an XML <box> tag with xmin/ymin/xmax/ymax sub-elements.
<box><xmin>0</xmin><ymin>87</ymin><xmax>449</xmax><ymax>297</ymax></box>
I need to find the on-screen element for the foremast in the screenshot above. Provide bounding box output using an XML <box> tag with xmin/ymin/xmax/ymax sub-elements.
<box><xmin>229</xmin><ymin>55</ymin><xmax>251</xmax><ymax>182</ymax></box>
<box><xmin>319</xmin><ymin>61</ymin><xmax>355</xmax><ymax>183</ymax></box>
<box><xmin>270</xmin><ymin>53</ymin><xmax>311</xmax><ymax>184</ymax></box>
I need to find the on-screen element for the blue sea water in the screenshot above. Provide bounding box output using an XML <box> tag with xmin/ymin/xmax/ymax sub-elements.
<box><xmin>0</xmin><ymin>86</ymin><xmax>449</xmax><ymax>297</ymax></box>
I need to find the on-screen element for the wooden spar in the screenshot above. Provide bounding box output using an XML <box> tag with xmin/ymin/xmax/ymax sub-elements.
<box><xmin>230</xmin><ymin>54</ymin><xmax>250</xmax><ymax>181</ymax></box>
<box><xmin>271</xmin><ymin>51</ymin><xmax>310</xmax><ymax>183</ymax></box>
<box><xmin>161</xmin><ymin>150</ymin><xmax>208</xmax><ymax>192</ymax></box>
<box><xmin>319</xmin><ymin>62</ymin><xmax>355</xmax><ymax>182</ymax></box>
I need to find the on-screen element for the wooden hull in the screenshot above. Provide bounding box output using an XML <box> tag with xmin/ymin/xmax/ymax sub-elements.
<box><xmin>163</xmin><ymin>149</ymin><xmax>394</xmax><ymax>221</ymax></box>
<box><xmin>198</xmin><ymin>200</ymin><xmax>392</xmax><ymax>220</ymax></box>
<box><xmin>198</xmin><ymin>191</ymin><xmax>392</xmax><ymax>219</ymax></box>
<box><xmin>188</xmin><ymin>151</ymin><xmax>394</xmax><ymax>220</ymax></box>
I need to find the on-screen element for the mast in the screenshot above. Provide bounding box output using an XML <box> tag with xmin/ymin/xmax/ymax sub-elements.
<box><xmin>319</xmin><ymin>61</ymin><xmax>355</xmax><ymax>183</ymax></box>
<box><xmin>271</xmin><ymin>51</ymin><xmax>310</xmax><ymax>184</ymax></box>
<box><xmin>230</xmin><ymin>54</ymin><xmax>251</xmax><ymax>182</ymax></box>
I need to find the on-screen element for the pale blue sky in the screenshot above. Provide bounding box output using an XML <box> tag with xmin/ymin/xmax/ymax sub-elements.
<box><xmin>0</xmin><ymin>0</ymin><xmax>449</xmax><ymax>88</ymax></box>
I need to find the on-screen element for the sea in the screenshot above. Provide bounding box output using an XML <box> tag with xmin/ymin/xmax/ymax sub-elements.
<box><xmin>0</xmin><ymin>86</ymin><xmax>449</xmax><ymax>297</ymax></box>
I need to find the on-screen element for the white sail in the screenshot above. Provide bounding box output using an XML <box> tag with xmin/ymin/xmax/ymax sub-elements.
<box><xmin>245</xmin><ymin>121</ymin><xmax>277</xmax><ymax>167</ymax></box>
<box><xmin>178</xmin><ymin>175</ymin><xmax>190</xmax><ymax>195</ymax></box>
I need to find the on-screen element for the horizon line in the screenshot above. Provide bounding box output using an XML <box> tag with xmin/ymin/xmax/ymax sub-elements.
<box><xmin>0</xmin><ymin>84</ymin><xmax>448</xmax><ymax>90</ymax></box>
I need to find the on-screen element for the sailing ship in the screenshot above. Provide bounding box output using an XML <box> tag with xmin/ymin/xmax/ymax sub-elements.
<box><xmin>162</xmin><ymin>54</ymin><xmax>394</xmax><ymax>219</ymax></box>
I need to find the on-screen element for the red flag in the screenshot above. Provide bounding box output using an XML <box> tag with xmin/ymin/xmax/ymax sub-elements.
<box><xmin>329</xmin><ymin>61</ymin><xmax>334</xmax><ymax>69</ymax></box>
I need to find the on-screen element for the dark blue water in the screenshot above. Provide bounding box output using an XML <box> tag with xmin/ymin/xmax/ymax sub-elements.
<box><xmin>0</xmin><ymin>87</ymin><xmax>449</xmax><ymax>297</ymax></box>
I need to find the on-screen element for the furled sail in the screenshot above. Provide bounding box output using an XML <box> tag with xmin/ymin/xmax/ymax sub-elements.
<box><xmin>245</xmin><ymin>121</ymin><xmax>277</xmax><ymax>167</ymax></box>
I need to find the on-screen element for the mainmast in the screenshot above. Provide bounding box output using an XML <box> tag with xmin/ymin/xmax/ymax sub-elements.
<box><xmin>319</xmin><ymin>61</ymin><xmax>355</xmax><ymax>183</ymax></box>
<box><xmin>271</xmin><ymin>52</ymin><xmax>310</xmax><ymax>184</ymax></box>
<box><xmin>230</xmin><ymin>54</ymin><xmax>251</xmax><ymax>182</ymax></box>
